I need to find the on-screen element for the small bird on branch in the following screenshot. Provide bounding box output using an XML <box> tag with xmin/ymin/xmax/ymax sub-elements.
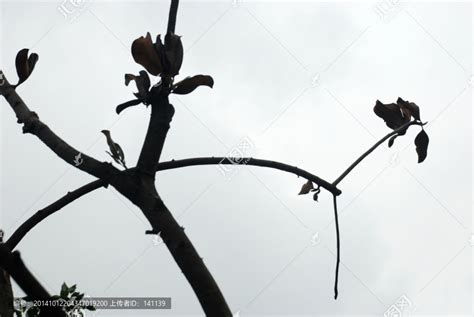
<box><xmin>101</xmin><ymin>130</ymin><xmax>127</xmax><ymax>169</ymax></box>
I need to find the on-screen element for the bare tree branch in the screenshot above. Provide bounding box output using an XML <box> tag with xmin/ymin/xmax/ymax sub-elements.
<box><xmin>0</xmin><ymin>74</ymin><xmax>119</xmax><ymax>181</ymax></box>
<box><xmin>0</xmin><ymin>244</ymin><xmax>66</xmax><ymax>317</ymax></box>
<box><xmin>157</xmin><ymin>157</ymin><xmax>341</xmax><ymax>195</ymax></box>
<box><xmin>5</xmin><ymin>180</ymin><xmax>107</xmax><ymax>251</ymax></box>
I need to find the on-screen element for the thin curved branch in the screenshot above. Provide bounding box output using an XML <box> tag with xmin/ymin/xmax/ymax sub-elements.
<box><xmin>5</xmin><ymin>180</ymin><xmax>108</xmax><ymax>251</ymax></box>
<box><xmin>332</xmin><ymin>120</ymin><xmax>424</xmax><ymax>186</ymax></box>
<box><xmin>0</xmin><ymin>73</ymin><xmax>119</xmax><ymax>181</ymax></box>
<box><xmin>157</xmin><ymin>157</ymin><xmax>342</xmax><ymax>195</ymax></box>
<box><xmin>7</xmin><ymin>157</ymin><xmax>340</xmax><ymax>251</ymax></box>
<box><xmin>0</xmin><ymin>244</ymin><xmax>66</xmax><ymax>317</ymax></box>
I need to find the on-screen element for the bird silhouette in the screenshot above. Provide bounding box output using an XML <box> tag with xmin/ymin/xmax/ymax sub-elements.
<box><xmin>101</xmin><ymin>130</ymin><xmax>127</xmax><ymax>169</ymax></box>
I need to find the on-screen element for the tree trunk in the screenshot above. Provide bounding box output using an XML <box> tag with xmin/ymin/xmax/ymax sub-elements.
<box><xmin>0</xmin><ymin>269</ymin><xmax>14</xmax><ymax>317</ymax></box>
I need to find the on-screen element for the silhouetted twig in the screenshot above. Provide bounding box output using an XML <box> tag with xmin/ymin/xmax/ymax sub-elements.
<box><xmin>6</xmin><ymin>180</ymin><xmax>108</xmax><ymax>250</ymax></box>
<box><xmin>332</xmin><ymin>120</ymin><xmax>424</xmax><ymax>186</ymax></box>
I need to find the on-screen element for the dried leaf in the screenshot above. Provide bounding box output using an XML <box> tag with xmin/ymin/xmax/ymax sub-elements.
<box><xmin>374</xmin><ymin>100</ymin><xmax>410</xmax><ymax>133</ymax></box>
<box><xmin>15</xmin><ymin>48</ymin><xmax>39</xmax><ymax>87</ymax></box>
<box><xmin>414</xmin><ymin>129</ymin><xmax>429</xmax><ymax>163</ymax></box>
<box><xmin>172</xmin><ymin>75</ymin><xmax>214</xmax><ymax>95</ymax></box>
<box><xmin>116</xmin><ymin>99</ymin><xmax>142</xmax><ymax>114</ymax></box>
<box><xmin>298</xmin><ymin>180</ymin><xmax>314</xmax><ymax>195</ymax></box>
<box><xmin>131</xmin><ymin>32</ymin><xmax>162</xmax><ymax>76</ymax></box>
<box><xmin>397</xmin><ymin>97</ymin><xmax>421</xmax><ymax>121</ymax></box>
<box><xmin>388</xmin><ymin>134</ymin><xmax>398</xmax><ymax>148</ymax></box>
<box><xmin>164</xmin><ymin>33</ymin><xmax>183</xmax><ymax>76</ymax></box>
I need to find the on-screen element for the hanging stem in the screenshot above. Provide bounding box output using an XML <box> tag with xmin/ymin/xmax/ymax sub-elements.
<box><xmin>333</xmin><ymin>194</ymin><xmax>340</xmax><ymax>300</ymax></box>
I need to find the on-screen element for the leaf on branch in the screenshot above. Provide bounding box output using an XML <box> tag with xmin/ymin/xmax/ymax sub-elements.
<box><xmin>397</xmin><ymin>97</ymin><xmax>421</xmax><ymax>121</ymax></box>
<box><xmin>131</xmin><ymin>32</ymin><xmax>163</xmax><ymax>76</ymax></box>
<box><xmin>373</xmin><ymin>100</ymin><xmax>410</xmax><ymax>132</ymax></box>
<box><xmin>125</xmin><ymin>70</ymin><xmax>150</xmax><ymax>100</ymax></box>
<box><xmin>60</xmin><ymin>282</ymin><xmax>68</xmax><ymax>299</ymax></box>
<box><xmin>15</xmin><ymin>48</ymin><xmax>39</xmax><ymax>87</ymax></box>
<box><xmin>388</xmin><ymin>134</ymin><xmax>398</xmax><ymax>148</ymax></box>
<box><xmin>116</xmin><ymin>99</ymin><xmax>143</xmax><ymax>114</ymax></box>
<box><xmin>414</xmin><ymin>129</ymin><xmax>429</xmax><ymax>163</ymax></box>
<box><xmin>298</xmin><ymin>180</ymin><xmax>314</xmax><ymax>195</ymax></box>
<box><xmin>164</xmin><ymin>33</ymin><xmax>183</xmax><ymax>77</ymax></box>
<box><xmin>172</xmin><ymin>75</ymin><xmax>214</xmax><ymax>94</ymax></box>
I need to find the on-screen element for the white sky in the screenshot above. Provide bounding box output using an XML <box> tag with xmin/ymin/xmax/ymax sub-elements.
<box><xmin>1</xmin><ymin>0</ymin><xmax>472</xmax><ymax>316</ymax></box>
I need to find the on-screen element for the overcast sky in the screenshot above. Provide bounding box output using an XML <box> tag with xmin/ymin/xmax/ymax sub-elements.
<box><xmin>1</xmin><ymin>0</ymin><xmax>472</xmax><ymax>316</ymax></box>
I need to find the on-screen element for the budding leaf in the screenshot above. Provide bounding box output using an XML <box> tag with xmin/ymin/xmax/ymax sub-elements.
<box><xmin>15</xmin><ymin>48</ymin><xmax>39</xmax><ymax>87</ymax></box>
<box><xmin>414</xmin><ymin>129</ymin><xmax>429</xmax><ymax>163</ymax></box>
<box><xmin>388</xmin><ymin>134</ymin><xmax>398</xmax><ymax>148</ymax></box>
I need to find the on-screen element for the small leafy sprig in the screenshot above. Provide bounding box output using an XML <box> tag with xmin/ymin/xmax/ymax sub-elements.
<box><xmin>374</xmin><ymin>97</ymin><xmax>429</xmax><ymax>163</ymax></box>
<box><xmin>116</xmin><ymin>32</ymin><xmax>214</xmax><ymax>114</ymax></box>
<box><xmin>14</xmin><ymin>282</ymin><xmax>95</xmax><ymax>317</ymax></box>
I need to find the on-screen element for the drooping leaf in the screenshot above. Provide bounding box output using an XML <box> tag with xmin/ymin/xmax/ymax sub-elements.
<box><xmin>414</xmin><ymin>129</ymin><xmax>429</xmax><ymax>163</ymax></box>
<box><xmin>172</xmin><ymin>75</ymin><xmax>214</xmax><ymax>94</ymax></box>
<box><xmin>116</xmin><ymin>99</ymin><xmax>142</xmax><ymax>114</ymax></box>
<box><xmin>131</xmin><ymin>32</ymin><xmax>162</xmax><ymax>76</ymax></box>
<box><xmin>397</xmin><ymin>97</ymin><xmax>421</xmax><ymax>121</ymax></box>
<box><xmin>164</xmin><ymin>33</ymin><xmax>183</xmax><ymax>76</ymax></box>
<box><xmin>388</xmin><ymin>134</ymin><xmax>398</xmax><ymax>147</ymax></box>
<box><xmin>298</xmin><ymin>180</ymin><xmax>314</xmax><ymax>195</ymax></box>
<box><xmin>373</xmin><ymin>100</ymin><xmax>410</xmax><ymax>133</ymax></box>
<box><xmin>15</xmin><ymin>48</ymin><xmax>39</xmax><ymax>87</ymax></box>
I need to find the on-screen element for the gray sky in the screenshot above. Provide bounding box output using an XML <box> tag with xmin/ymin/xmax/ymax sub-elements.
<box><xmin>1</xmin><ymin>0</ymin><xmax>472</xmax><ymax>316</ymax></box>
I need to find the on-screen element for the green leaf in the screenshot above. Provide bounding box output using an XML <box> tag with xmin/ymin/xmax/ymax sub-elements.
<box><xmin>414</xmin><ymin>129</ymin><xmax>429</xmax><ymax>163</ymax></box>
<box><xmin>172</xmin><ymin>75</ymin><xmax>214</xmax><ymax>95</ymax></box>
<box><xmin>15</xmin><ymin>48</ymin><xmax>39</xmax><ymax>87</ymax></box>
<box><xmin>60</xmin><ymin>282</ymin><xmax>69</xmax><ymax>298</ymax></box>
<box><xmin>69</xmin><ymin>284</ymin><xmax>77</xmax><ymax>293</ymax></box>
